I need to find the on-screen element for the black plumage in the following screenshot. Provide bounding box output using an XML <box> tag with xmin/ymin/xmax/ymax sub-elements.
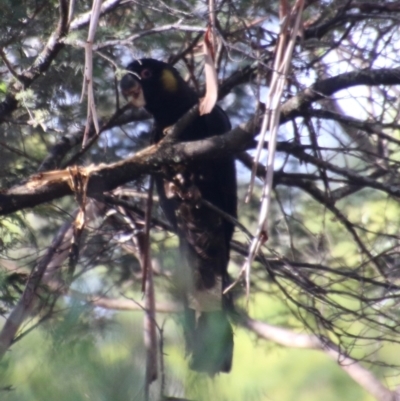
<box><xmin>120</xmin><ymin>59</ymin><xmax>237</xmax><ymax>374</ymax></box>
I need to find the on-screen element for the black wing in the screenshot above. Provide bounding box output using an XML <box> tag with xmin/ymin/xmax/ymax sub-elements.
<box><xmin>154</xmin><ymin>105</ymin><xmax>236</xmax><ymax>373</ymax></box>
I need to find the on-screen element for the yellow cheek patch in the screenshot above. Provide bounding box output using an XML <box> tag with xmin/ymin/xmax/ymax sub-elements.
<box><xmin>161</xmin><ymin>69</ymin><xmax>178</xmax><ymax>92</ymax></box>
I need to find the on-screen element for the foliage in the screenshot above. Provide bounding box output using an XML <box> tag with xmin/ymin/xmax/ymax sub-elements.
<box><xmin>1</xmin><ymin>0</ymin><xmax>400</xmax><ymax>400</ymax></box>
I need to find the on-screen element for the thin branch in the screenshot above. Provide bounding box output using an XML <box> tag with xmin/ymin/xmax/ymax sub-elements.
<box><xmin>81</xmin><ymin>0</ymin><xmax>102</xmax><ymax>145</ymax></box>
<box><xmin>241</xmin><ymin>316</ymin><xmax>399</xmax><ymax>401</ymax></box>
<box><xmin>142</xmin><ymin>178</ymin><xmax>158</xmax><ymax>388</ymax></box>
<box><xmin>0</xmin><ymin>48</ymin><xmax>21</xmax><ymax>82</ymax></box>
<box><xmin>17</xmin><ymin>0</ymin><xmax>69</xmax><ymax>87</ymax></box>
<box><xmin>3</xmin><ymin>67</ymin><xmax>400</xmax><ymax>215</ymax></box>
<box><xmin>0</xmin><ymin>218</ymin><xmax>73</xmax><ymax>360</ymax></box>
<box><xmin>68</xmin><ymin>0</ymin><xmax>123</xmax><ymax>31</ymax></box>
<box><xmin>0</xmin><ymin>0</ymin><xmax>124</xmax><ymax>123</ymax></box>
<box><xmin>66</xmin><ymin>23</ymin><xmax>206</xmax><ymax>51</ymax></box>
<box><xmin>70</xmin><ymin>292</ymin><xmax>399</xmax><ymax>401</ymax></box>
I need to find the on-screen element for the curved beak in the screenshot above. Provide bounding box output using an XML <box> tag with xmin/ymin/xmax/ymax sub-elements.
<box><xmin>120</xmin><ymin>73</ymin><xmax>146</xmax><ymax>108</ymax></box>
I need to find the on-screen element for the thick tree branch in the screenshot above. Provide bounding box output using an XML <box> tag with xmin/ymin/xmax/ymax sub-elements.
<box><xmin>280</xmin><ymin>68</ymin><xmax>400</xmax><ymax>122</ymax></box>
<box><xmin>241</xmin><ymin>317</ymin><xmax>399</xmax><ymax>401</ymax></box>
<box><xmin>0</xmin><ymin>120</ymin><xmax>257</xmax><ymax>216</ymax></box>
<box><xmin>2</xmin><ymin>67</ymin><xmax>400</xmax><ymax>215</ymax></box>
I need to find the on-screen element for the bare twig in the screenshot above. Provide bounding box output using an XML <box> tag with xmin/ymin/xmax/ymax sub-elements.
<box><xmin>81</xmin><ymin>0</ymin><xmax>102</xmax><ymax>146</ymax></box>
<box><xmin>243</xmin><ymin>0</ymin><xmax>305</xmax><ymax>304</ymax></box>
<box><xmin>3</xmin><ymin>67</ymin><xmax>400</xmax><ymax>216</ymax></box>
<box><xmin>142</xmin><ymin>178</ymin><xmax>158</xmax><ymax>392</ymax></box>
<box><xmin>0</xmin><ymin>219</ymin><xmax>73</xmax><ymax>360</ymax></box>
<box><xmin>70</xmin><ymin>292</ymin><xmax>400</xmax><ymax>401</ymax></box>
<box><xmin>241</xmin><ymin>317</ymin><xmax>400</xmax><ymax>401</ymax></box>
<box><xmin>69</xmin><ymin>0</ymin><xmax>123</xmax><ymax>30</ymax></box>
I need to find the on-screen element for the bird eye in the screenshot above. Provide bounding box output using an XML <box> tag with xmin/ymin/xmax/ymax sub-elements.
<box><xmin>141</xmin><ymin>69</ymin><xmax>152</xmax><ymax>79</ymax></box>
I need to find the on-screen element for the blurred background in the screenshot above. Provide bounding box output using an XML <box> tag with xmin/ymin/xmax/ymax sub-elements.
<box><xmin>2</xmin><ymin>0</ymin><xmax>400</xmax><ymax>400</ymax></box>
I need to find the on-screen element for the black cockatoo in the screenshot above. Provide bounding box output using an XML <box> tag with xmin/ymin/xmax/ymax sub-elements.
<box><xmin>120</xmin><ymin>58</ymin><xmax>237</xmax><ymax>374</ymax></box>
